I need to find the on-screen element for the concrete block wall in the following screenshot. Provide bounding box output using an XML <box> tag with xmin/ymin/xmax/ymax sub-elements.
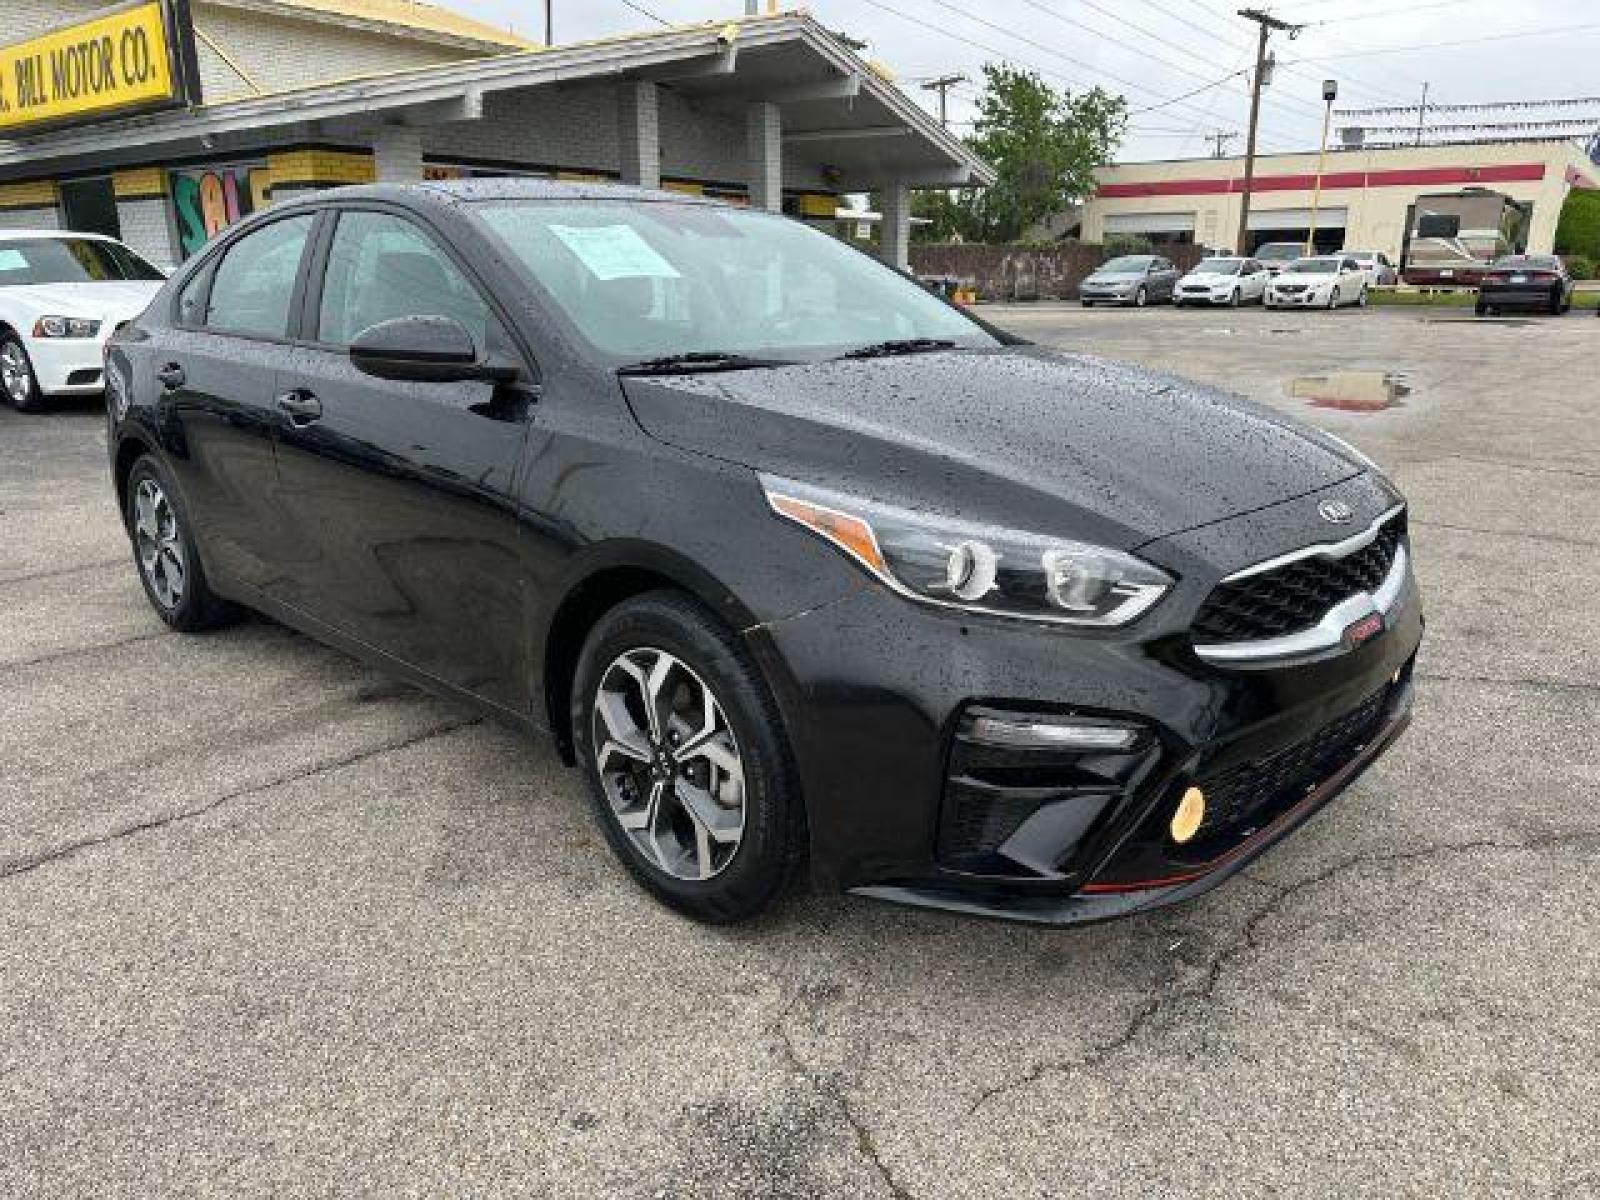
<box><xmin>0</xmin><ymin>207</ymin><xmax>59</xmax><ymax>231</ymax></box>
<box><xmin>117</xmin><ymin>198</ymin><xmax>176</xmax><ymax>268</ymax></box>
<box><xmin>425</xmin><ymin>84</ymin><xmax>832</xmax><ymax>193</ymax></box>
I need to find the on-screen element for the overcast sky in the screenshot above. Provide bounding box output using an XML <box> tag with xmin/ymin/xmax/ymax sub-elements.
<box><xmin>447</xmin><ymin>0</ymin><xmax>1599</xmax><ymax>162</ymax></box>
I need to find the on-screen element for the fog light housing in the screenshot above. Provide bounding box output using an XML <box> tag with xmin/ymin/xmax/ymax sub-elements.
<box><xmin>965</xmin><ymin>714</ymin><xmax>1139</xmax><ymax>751</ymax></box>
<box><xmin>1170</xmin><ymin>787</ymin><xmax>1206</xmax><ymax>843</ymax></box>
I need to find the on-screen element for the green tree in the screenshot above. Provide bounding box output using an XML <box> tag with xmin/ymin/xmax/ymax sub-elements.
<box><xmin>914</xmin><ymin>64</ymin><xmax>1126</xmax><ymax>244</ymax></box>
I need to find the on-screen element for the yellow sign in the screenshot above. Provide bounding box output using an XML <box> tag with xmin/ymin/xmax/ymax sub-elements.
<box><xmin>0</xmin><ymin>1</ymin><xmax>188</xmax><ymax>134</ymax></box>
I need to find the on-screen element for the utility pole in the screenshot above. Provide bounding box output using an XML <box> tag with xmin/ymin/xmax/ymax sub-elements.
<box><xmin>544</xmin><ymin>0</ymin><xmax>552</xmax><ymax>46</ymax></box>
<box><xmin>1235</xmin><ymin>8</ymin><xmax>1302</xmax><ymax>255</ymax></box>
<box><xmin>920</xmin><ymin>74</ymin><xmax>967</xmax><ymax>127</ymax></box>
<box><xmin>1306</xmin><ymin>78</ymin><xmax>1337</xmax><ymax>255</ymax></box>
<box><xmin>1415</xmin><ymin>81</ymin><xmax>1429</xmax><ymax>146</ymax></box>
<box><xmin>1205</xmin><ymin>131</ymin><xmax>1238</xmax><ymax>159</ymax></box>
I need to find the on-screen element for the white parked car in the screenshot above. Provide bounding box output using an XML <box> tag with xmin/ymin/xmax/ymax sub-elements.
<box><xmin>1174</xmin><ymin>256</ymin><xmax>1271</xmax><ymax>307</ymax></box>
<box><xmin>1345</xmin><ymin>250</ymin><xmax>1399</xmax><ymax>286</ymax></box>
<box><xmin>1264</xmin><ymin>255</ymin><xmax>1370</xmax><ymax>310</ymax></box>
<box><xmin>0</xmin><ymin>230</ymin><xmax>165</xmax><ymax>412</ymax></box>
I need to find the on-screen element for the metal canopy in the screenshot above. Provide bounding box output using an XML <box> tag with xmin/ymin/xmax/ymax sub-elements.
<box><xmin>0</xmin><ymin>14</ymin><xmax>993</xmax><ymax>191</ymax></box>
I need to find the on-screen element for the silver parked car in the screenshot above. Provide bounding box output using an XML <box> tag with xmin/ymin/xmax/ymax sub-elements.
<box><xmin>1079</xmin><ymin>254</ymin><xmax>1180</xmax><ymax>307</ymax></box>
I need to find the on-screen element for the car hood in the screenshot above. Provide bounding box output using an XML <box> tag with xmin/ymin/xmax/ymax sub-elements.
<box><xmin>1274</xmin><ymin>274</ymin><xmax>1332</xmax><ymax>285</ymax></box>
<box><xmin>621</xmin><ymin>347</ymin><xmax>1362</xmax><ymax>551</ymax></box>
<box><xmin>1084</xmin><ymin>272</ymin><xmax>1144</xmax><ymax>283</ymax></box>
<box><xmin>3</xmin><ymin>280</ymin><xmax>161</xmax><ymax>324</ymax></box>
<box><xmin>1181</xmin><ymin>272</ymin><xmax>1240</xmax><ymax>284</ymax></box>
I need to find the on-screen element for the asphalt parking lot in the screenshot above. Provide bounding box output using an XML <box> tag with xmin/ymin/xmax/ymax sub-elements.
<box><xmin>3</xmin><ymin>302</ymin><xmax>1598</xmax><ymax>1198</ymax></box>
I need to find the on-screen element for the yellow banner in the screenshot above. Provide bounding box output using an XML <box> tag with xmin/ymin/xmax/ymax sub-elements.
<box><xmin>0</xmin><ymin>2</ymin><xmax>180</xmax><ymax>133</ymax></box>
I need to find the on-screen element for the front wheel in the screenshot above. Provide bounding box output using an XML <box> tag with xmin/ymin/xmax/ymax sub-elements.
<box><xmin>1356</xmin><ymin>286</ymin><xmax>1369</xmax><ymax>308</ymax></box>
<box><xmin>1</xmin><ymin>335</ymin><xmax>43</xmax><ymax>412</ymax></box>
<box><xmin>1228</xmin><ymin>288</ymin><xmax>1241</xmax><ymax>307</ymax></box>
<box><xmin>571</xmin><ymin>591</ymin><xmax>805</xmax><ymax>923</ymax></box>
<box><xmin>1132</xmin><ymin>285</ymin><xmax>1148</xmax><ymax>308</ymax></box>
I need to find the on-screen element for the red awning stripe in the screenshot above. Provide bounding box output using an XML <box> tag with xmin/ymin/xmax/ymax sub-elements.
<box><xmin>1097</xmin><ymin>161</ymin><xmax>1548</xmax><ymax>199</ymax></box>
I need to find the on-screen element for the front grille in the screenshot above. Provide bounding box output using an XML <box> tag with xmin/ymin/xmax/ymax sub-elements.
<box><xmin>1194</xmin><ymin>686</ymin><xmax>1390</xmax><ymax>835</ymax></box>
<box><xmin>1193</xmin><ymin>514</ymin><xmax>1404</xmax><ymax>644</ymax></box>
<box><xmin>1276</xmin><ymin>284</ymin><xmax>1307</xmax><ymax>294</ymax></box>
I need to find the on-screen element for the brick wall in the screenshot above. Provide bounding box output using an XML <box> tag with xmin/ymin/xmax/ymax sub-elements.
<box><xmin>0</xmin><ymin>207</ymin><xmax>59</xmax><ymax>231</ymax></box>
<box><xmin>117</xmin><ymin>199</ymin><xmax>176</xmax><ymax>267</ymax></box>
<box><xmin>911</xmin><ymin>243</ymin><xmax>1205</xmax><ymax>301</ymax></box>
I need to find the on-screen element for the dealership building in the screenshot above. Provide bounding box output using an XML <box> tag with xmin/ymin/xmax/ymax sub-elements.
<box><xmin>0</xmin><ymin>0</ymin><xmax>990</xmax><ymax>268</ymax></box>
<box><xmin>1081</xmin><ymin>139</ymin><xmax>1598</xmax><ymax>259</ymax></box>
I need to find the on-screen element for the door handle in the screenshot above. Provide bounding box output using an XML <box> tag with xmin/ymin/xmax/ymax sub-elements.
<box><xmin>156</xmin><ymin>362</ymin><xmax>185</xmax><ymax>390</ymax></box>
<box><xmin>276</xmin><ymin>388</ymin><xmax>322</xmax><ymax>425</ymax></box>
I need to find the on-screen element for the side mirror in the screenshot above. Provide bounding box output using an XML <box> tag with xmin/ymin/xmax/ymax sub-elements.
<box><xmin>349</xmin><ymin>316</ymin><xmax>518</xmax><ymax>384</ymax></box>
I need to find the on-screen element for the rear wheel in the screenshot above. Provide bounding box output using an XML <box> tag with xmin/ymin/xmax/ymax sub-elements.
<box><xmin>571</xmin><ymin>591</ymin><xmax>804</xmax><ymax>923</ymax></box>
<box><xmin>125</xmin><ymin>455</ymin><xmax>240</xmax><ymax>632</ymax></box>
<box><xmin>1356</xmin><ymin>286</ymin><xmax>1369</xmax><ymax>308</ymax></box>
<box><xmin>1550</xmin><ymin>288</ymin><xmax>1565</xmax><ymax>316</ymax></box>
<box><xmin>1</xmin><ymin>335</ymin><xmax>43</xmax><ymax>413</ymax></box>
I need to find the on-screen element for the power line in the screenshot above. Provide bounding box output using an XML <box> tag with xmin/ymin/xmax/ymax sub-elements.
<box><xmin>1291</xmin><ymin>21</ymin><xmax>1600</xmax><ymax>61</ymax></box>
<box><xmin>854</xmin><ymin>0</ymin><xmax>1308</xmax><ymax>142</ymax></box>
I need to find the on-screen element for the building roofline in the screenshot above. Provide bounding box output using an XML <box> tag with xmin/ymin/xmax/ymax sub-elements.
<box><xmin>1100</xmin><ymin>136</ymin><xmax>1592</xmax><ymax>172</ymax></box>
<box><xmin>0</xmin><ymin>13</ymin><xmax>995</xmax><ymax>188</ymax></box>
<box><xmin>202</xmin><ymin>0</ymin><xmax>539</xmax><ymax>53</ymax></box>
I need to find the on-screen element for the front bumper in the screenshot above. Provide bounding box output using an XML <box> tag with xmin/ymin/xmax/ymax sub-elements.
<box><xmin>743</xmin><ymin>475</ymin><xmax>1422</xmax><ymax>926</ymax></box>
<box><xmin>1266</xmin><ymin>289</ymin><xmax>1329</xmax><ymax>307</ymax></box>
<box><xmin>27</xmin><ymin>333</ymin><xmax>108</xmax><ymax>395</ymax></box>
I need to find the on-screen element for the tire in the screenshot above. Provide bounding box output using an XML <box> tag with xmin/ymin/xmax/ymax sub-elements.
<box><xmin>1356</xmin><ymin>286</ymin><xmax>1369</xmax><ymax>308</ymax></box>
<box><xmin>1326</xmin><ymin>288</ymin><xmax>1338</xmax><ymax>310</ymax></box>
<box><xmin>1228</xmin><ymin>288</ymin><xmax>1241</xmax><ymax>307</ymax></box>
<box><xmin>1</xmin><ymin>334</ymin><xmax>44</xmax><ymax>413</ymax></box>
<box><xmin>124</xmin><ymin>454</ymin><xmax>241</xmax><ymax>632</ymax></box>
<box><xmin>1080</xmin><ymin>300</ymin><xmax>1093</xmax><ymax>308</ymax></box>
<box><xmin>1133</xmin><ymin>285</ymin><xmax>1148</xmax><ymax>308</ymax></box>
<box><xmin>570</xmin><ymin>590</ymin><xmax>804</xmax><ymax>923</ymax></box>
<box><xmin>1475</xmin><ymin>301</ymin><xmax>1488</xmax><ymax>316</ymax></box>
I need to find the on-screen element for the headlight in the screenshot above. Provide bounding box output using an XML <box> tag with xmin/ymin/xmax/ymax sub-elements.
<box><xmin>33</xmin><ymin>315</ymin><xmax>101</xmax><ymax>339</ymax></box>
<box><xmin>762</xmin><ymin>477</ymin><xmax>1172</xmax><ymax>627</ymax></box>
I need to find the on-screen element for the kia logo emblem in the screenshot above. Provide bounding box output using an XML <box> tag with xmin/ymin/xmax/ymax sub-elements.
<box><xmin>1318</xmin><ymin>499</ymin><xmax>1355</xmax><ymax>524</ymax></box>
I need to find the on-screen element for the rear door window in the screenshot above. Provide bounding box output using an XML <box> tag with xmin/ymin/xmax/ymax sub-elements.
<box><xmin>204</xmin><ymin>216</ymin><xmax>315</xmax><ymax>339</ymax></box>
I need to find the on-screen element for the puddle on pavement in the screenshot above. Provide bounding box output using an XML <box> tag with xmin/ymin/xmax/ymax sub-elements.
<box><xmin>1289</xmin><ymin>371</ymin><xmax>1410</xmax><ymax>412</ymax></box>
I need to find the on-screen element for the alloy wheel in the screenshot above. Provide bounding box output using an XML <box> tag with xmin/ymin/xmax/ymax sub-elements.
<box><xmin>592</xmin><ymin>647</ymin><xmax>746</xmax><ymax>881</ymax></box>
<box><xmin>133</xmin><ymin>477</ymin><xmax>186</xmax><ymax>610</ymax></box>
<box><xmin>1133</xmin><ymin>285</ymin><xmax>1147</xmax><ymax>307</ymax></box>
<box><xmin>1</xmin><ymin>341</ymin><xmax>32</xmax><ymax>407</ymax></box>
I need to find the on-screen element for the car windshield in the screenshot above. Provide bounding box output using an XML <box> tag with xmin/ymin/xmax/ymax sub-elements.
<box><xmin>1256</xmin><ymin>244</ymin><xmax>1301</xmax><ymax>261</ymax></box>
<box><xmin>1285</xmin><ymin>259</ymin><xmax>1338</xmax><ymax>275</ymax></box>
<box><xmin>1193</xmin><ymin>258</ymin><xmax>1242</xmax><ymax>275</ymax></box>
<box><xmin>0</xmin><ymin>237</ymin><xmax>163</xmax><ymax>286</ymax></box>
<box><xmin>471</xmin><ymin>200</ymin><xmax>999</xmax><ymax>363</ymax></box>
<box><xmin>1098</xmin><ymin>256</ymin><xmax>1153</xmax><ymax>273</ymax></box>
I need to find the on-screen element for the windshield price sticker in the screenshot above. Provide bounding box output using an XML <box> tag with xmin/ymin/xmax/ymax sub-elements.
<box><xmin>550</xmin><ymin>224</ymin><xmax>681</xmax><ymax>281</ymax></box>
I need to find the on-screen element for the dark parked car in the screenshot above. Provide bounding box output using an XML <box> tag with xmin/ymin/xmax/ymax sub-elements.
<box><xmin>1476</xmin><ymin>254</ymin><xmax>1574</xmax><ymax>316</ymax></box>
<box><xmin>1079</xmin><ymin>254</ymin><xmax>1180</xmax><ymax>307</ymax></box>
<box><xmin>106</xmin><ymin>181</ymin><xmax>1422</xmax><ymax>926</ymax></box>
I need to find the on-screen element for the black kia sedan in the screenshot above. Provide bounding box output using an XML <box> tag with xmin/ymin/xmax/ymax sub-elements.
<box><xmin>105</xmin><ymin>180</ymin><xmax>1421</xmax><ymax>925</ymax></box>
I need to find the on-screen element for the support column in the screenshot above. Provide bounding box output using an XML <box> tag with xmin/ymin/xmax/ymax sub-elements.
<box><xmin>745</xmin><ymin>101</ymin><xmax>782</xmax><ymax>212</ymax></box>
<box><xmin>878</xmin><ymin>180</ymin><xmax>911</xmax><ymax>271</ymax></box>
<box><xmin>617</xmin><ymin>80</ymin><xmax>661</xmax><ymax>189</ymax></box>
<box><xmin>371</xmin><ymin>126</ymin><xmax>425</xmax><ymax>182</ymax></box>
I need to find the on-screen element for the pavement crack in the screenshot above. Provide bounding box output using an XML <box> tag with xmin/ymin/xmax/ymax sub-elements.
<box><xmin>967</xmin><ymin>829</ymin><xmax>1599</xmax><ymax>1117</ymax></box>
<box><xmin>0</xmin><ymin>717</ymin><xmax>483</xmax><ymax>882</ymax></box>
<box><xmin>1415</xmin><ymin>670</ymin><xmax>1600</xmax><ymax>696</ymax></box>
<box><xmin>0</xmin><ymin>631</ymin><xmax>169</xmax><ymax>677</ymax></box>
<box><xmin>770</xmin><ymin>992</ymin><xmax>916</xmax><ymax>1200</ymax></box>
<box><xmin>1408</xmin><ymin>519</ymin><xmax>1600</xmax><ymax>550</ymax></box>
<box><xmin>0</xmin><ymin>556</ymin><xmax>125</xmax><ymax>587</ymax></box>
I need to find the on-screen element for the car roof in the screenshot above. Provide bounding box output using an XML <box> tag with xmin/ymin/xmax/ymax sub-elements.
<box><xmin>274</xmin><ymin>178</ymin><xmax>728</xmax><ymax>211</ymax></box>
<box><xmin>0</xmin><ymin>228</ymin><xmax>119</xmax><ymax>242</ymax></box>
